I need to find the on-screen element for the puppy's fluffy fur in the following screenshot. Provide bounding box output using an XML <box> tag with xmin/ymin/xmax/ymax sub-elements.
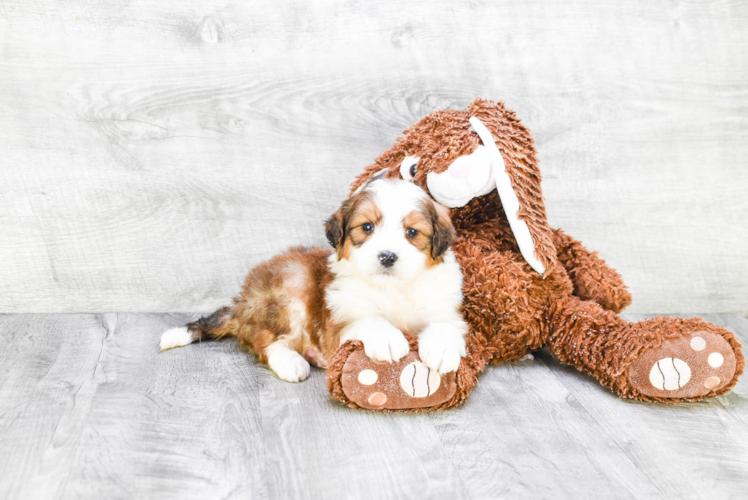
<box><xmin>160</xmin><ymin>179</ymin><xmax>468</xmax><ymax>382</ymax></box>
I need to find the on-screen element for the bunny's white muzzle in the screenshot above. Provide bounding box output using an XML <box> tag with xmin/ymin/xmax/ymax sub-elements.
<box><xmin>424</xmin><ymin>117</ymin><xmax>546</xmax><ymax>275</ymax></box>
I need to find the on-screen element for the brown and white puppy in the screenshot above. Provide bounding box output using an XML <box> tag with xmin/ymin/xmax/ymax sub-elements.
<box><xmin>159</xmin><ymin>179</ymin><xmax>467</xmax><ymax>382</ymax></box>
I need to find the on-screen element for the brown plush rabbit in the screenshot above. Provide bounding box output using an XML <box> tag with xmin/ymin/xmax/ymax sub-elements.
<box><xmin>327</xmin><ymin>98</ymin><xmax>743</xmax><ymax>411</ymax></box>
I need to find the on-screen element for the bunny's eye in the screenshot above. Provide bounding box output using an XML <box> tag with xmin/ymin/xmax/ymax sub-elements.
<box><xmin>400</xmin><ymin>156</ymin><xmax>420</xmax><ymax>181</ymax></box>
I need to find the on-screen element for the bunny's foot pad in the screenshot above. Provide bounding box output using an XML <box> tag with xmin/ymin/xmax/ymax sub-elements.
<box><xmin>327</xmin><ymin>339</ymin><xmax>459</xmax><ymax>411</ymax></box>
<box><xmin>628</xmin><ymin>328</ymin><xmax>740</xmax><ymax>400</ymax></box>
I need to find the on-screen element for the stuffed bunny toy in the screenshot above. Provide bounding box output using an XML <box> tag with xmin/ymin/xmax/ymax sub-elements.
<box><xmin>327</xmin><ymin>98</ymin><xmax>743</xmax><ymax>411</ymax></box>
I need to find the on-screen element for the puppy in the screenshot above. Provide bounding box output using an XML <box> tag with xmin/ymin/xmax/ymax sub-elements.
<box><xmin>159</xmin><ymin>179</ymin><xmax>468</xmax><ymax>382</ymax></box>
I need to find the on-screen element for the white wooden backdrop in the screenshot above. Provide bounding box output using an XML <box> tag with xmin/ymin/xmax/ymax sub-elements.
<box><xmin>1</xmin><ymin>1</ymin><xmax>746</xmax><ymax>314</ymax></box>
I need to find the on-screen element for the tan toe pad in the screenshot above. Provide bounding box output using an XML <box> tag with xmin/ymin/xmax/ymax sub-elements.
<box><xmin>628</xmin><ymin>330</ymin><xmax>737</xmax><ymax>399</ymax></box>
<box><xmin>340</xmin><ymin>350</ymin><xmax>456</xmax><ymax>410</ymax></box>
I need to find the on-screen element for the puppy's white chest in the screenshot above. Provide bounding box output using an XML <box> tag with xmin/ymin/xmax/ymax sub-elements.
<box><xmin>368</xmin><ymin>284</ymin><xmax>430</xmax><ymax>332</ymax></box>
<box><xmin>326</xmin><ymin>250</ymin><xmax>463</xmax><ymax>335</ymax></box>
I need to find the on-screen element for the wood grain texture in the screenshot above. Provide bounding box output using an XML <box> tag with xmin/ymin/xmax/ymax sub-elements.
<box><xmin>0</xmin><ymin>1</ymin><xmax>747</xmax><ymax>313</ymax></box>
<box><xmin>259</xmin><ymin>366</ymin><xmax>469</xmax><ymax>500</ymax></box>
<box><xmin>59</xmin><ymin>313</ymin><xmax>268</xmax><ymax>499</ymax></box>
<box><xmin>427</xmin><ymin>356</ymin><xmax>663</xmax><ymax>499</ymax></box>
<box><xmin>531</xmin><ymin>313</ymin><xmax>748</xmax><ymax>500</ymax></box>
<box><xmin>1</xmin><ymin>313</ymin><xmax>746</xmax><ymax>499</ymax></box>
<box><xmin>0</xmin><ymin>313</ymin><xmax>269</xmax><ymax>500</ymax></box>
<box><xmin>0</xmin><ymin>314</ymin><xmax>108</xmax><ymax>499</ymax></box>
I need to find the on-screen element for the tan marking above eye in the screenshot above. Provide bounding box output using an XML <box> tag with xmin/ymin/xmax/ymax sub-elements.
<box><xmin>346</xmin><ymin>195</ymin><xmax>383</xmax><ymax>246</ymax></box>
<box><xmin>336</xmin><ymin>190</ymin><xmax>380</xmax><ymax>259</ymax></box>
<box><xmin>402</xmin><ymin>210</ymin><xmax>433</xmax><ymax>254</ymax></box>
<box><xmin>349</xmin><ymin>198</ymin><xmax>382</xmax><ymax>228</ymax></box>
<box><xmin>347</xmin><ymin>224</ymin><xmax>375</xmax><ymax>246</ymax></box>
<box><xmin>402</xmin><ymin>211</ymin><xmax>432</xmax><ymax>235</ymax></box>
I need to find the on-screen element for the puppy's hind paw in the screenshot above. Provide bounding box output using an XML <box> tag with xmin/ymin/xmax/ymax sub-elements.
<box><xmin>267</xmin><ymin>344</ymin><xmax>311</xmax><ymax>383</ymax></box>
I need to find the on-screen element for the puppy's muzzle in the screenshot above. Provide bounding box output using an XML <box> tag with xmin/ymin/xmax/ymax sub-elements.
<box><xmin>378</xmin><ymin>251</ymin><xmax>398</xmax><ymax>268</ymax></box>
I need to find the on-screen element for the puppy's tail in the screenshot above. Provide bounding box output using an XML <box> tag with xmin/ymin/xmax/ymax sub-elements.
<box><xmin>159</xmin><ymin>306</ymin><xmax>236</xmax><ymax>351</ymax></box>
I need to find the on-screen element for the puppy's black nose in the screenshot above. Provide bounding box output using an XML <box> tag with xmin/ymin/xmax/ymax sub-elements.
<box><xmin>378</xmin><ymin>251</ymin><xmax>398</xmax><ymax>268</ymax></box>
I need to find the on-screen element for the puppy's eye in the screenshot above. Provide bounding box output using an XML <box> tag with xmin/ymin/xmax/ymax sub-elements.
<box><xmin>406</xmin><ymin>228</ymin><xmax>418</xmax><ymax>238</ymax></box>
<box><xmin>400</xmin><ymin>156</ymin><xmax>420</xmax><ymax>181</ymax></box>
<box><xmin>362</xmin><ymin>223</ymin><xmax>374</xmax><ymax>233</ymax></box>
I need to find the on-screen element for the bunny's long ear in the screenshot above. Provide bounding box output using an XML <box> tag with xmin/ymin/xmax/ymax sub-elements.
<box><xmin>467</xmin><ymin>98</ymin><xmax>556</xmax><ymax>275</ymax></box>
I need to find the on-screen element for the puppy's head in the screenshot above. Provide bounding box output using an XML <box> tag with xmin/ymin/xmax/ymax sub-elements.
<box><xmin>325</xmin><ymin>179</ymin><xmax>456</xmax><ymax>282</ymax></box>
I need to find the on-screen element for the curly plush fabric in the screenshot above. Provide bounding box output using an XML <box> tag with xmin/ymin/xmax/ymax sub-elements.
<box><xmin>327</xmin><ymin>98</ymin><xmax>744</xmax><ymax>411</ymax></box>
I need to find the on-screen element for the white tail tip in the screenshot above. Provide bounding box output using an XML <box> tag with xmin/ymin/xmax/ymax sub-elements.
<box><xmin>160</xmin><ymin>327</ymin><xmax>193</xmax><ymax>351</ymax></box>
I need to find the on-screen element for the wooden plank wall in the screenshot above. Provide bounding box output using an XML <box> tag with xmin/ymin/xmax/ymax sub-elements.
<box><xmin>1</xmin><ymin>1</ymin><xmax>746</xmax><ymax>313</ymax></box>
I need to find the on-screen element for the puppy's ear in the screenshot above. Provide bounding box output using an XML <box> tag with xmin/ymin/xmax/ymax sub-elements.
<box><xmin>429</xmin><ymin>200</ymin><xmax>456</xmax><ymax>259</ymax></box>
<box><xmin>325</xmin><ymin>206</ymin><xmax>345</xmax><ymax>249</ymax></box>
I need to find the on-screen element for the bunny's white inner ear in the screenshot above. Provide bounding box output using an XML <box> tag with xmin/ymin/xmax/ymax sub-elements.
<box><xmin>469</xmin><ymin>116</ymin><xmax>545</xmax><ymax>275</ymax></box>
<box><xmin>353</xmin><ymin>168</ymin><xmax>388</xmax><ymax>195</ymax></box>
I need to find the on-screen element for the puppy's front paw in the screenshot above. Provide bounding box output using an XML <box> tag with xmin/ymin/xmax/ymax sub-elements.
<box><xmin>418</xmin><ymin>323</ymin><xmax>467</xmax><ymax>374</ymax></box>
<box><xmin>363</xmin><ymin>324</ymin><xmax>410</xmax><ymax>363</ymax></box>
<box><xmin>344</xmin><ymin>318</ymin><xmax>410</xmax><ymax>364</ymax></box>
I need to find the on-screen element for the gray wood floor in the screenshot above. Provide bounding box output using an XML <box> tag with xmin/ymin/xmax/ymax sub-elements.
<box><xmin>1</xmin><ymin>313</ymin><xmax>747</xmax><ymax>500</ymax></box>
